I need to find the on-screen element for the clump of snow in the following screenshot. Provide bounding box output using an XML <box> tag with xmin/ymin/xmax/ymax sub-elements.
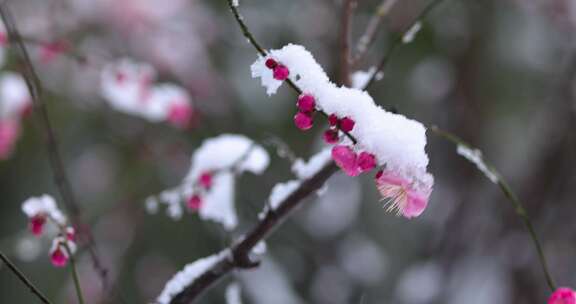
<box><xmin>100</xmin><ymin>58</ymin><xmax>194</xmax><ymax>127</ymax></box>
<box><xmin>456</xmin><ymin>145</ymin><xmax>499</xmax><ymax>183</ymax></box>
<box><xmin>232</xmin><ymin>0</ymin><xmax>240</xmax><ymax>7</ymax></box>
<box><xmin>0</xmin><ymin>72</ymin><xmax>31</xmax><ymax>119</ymax></box>
<box><xmin>226</xmin><ymin>283</ymin><xmax>243</xmax><ymax>304</ymax></box>
<box><xmin>157</xmin><ymin>250</ymin><xmax>229</xmax><ymax>304</ymax></box>
<box><xmin>251</xmin><ymin>44</ymin><xmax>433</xmax><ymax>192</ymax></box>
<box><xmin>21</xmin><ymin>195</ymin><xmax>66</xmax><ymax>225</ymax></box>
<box><xmin>402</xmin><ymin>22</ymin><xmax>423</xmax><ymax>44</ymax></box>
<box><xmin>291</xmin><ymin>148</ymin><xmax>331</xmax><ymax>179</ymax></box>
<box><xmin>350</xmin><ymin>67</ymin><xmax>376</xmax><ymax>89</ymax></box>
<box><xmin>268</xmin><ymin>180</ymin><xmax>300</xmax><ymax>210</ymax></box>
<box><xmin>147</xmin><ymin>134</ymin><xmax>270</xmax><ymax>230</ymax></box>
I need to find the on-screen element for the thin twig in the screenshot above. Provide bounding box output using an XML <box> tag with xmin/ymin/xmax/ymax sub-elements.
<box><xmin>64</xmin><ymin>244</ymin><xmax>86</xmax><ymax>304</ymax></box>
<box><xmin>0</xmin><ymin>3</ymin><xmax>109</xmax><ymax>289</ymax></box>
<box><xmin>339</xmin><ymin>0</ymin><xmax>356</xmax><ymax>86</ymax></box>
<box><xmin>429</xmin><ymin>126</ymin><xmax>557</xmax><ymax>291</ymax></box>
<box><xmin>0</xmin><ymin>250</ymin><xmax>53</xmax><ymax>304</ymax></box>
<box><xmin>353</xmin><ymin>0</ymin><xmax>398</xmax><ymax>65</ymax></box>
<box><xmin>362</xmin><ymin>0</ymin><xmax>446</xmax><ymax>91</ymax></box>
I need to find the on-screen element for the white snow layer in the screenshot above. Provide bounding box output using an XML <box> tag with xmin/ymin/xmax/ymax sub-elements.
<box><xmin>226</xmin><ymin>283</ymin><xmax>243</xmax><ymax>304</ymax></box>
<box><xmin>157</xmin><ymin>250</ymin><xmax>229</xmax><ymax>304</ymax></box>
<box><xmin>150</xmin><ymin>134</ymin><xmax>270</xmax><ymax>230</ymax></box>
<box><xmin>456</xmin><ymin>145</ymin><xmax>499</xmax><ymax>183</ymax></box>
<box><xmin>251</xmin><ymin>44</ymin><xmax>433</xmax><ymax>192</ymax></box>
<box><xmin>21</xmin><ymin>195</ymin><xmax>66</xmax><ymax>225</ymax></box>
<box><xmin>0</xmin><ymin>72</ymin><xmax>31</xmax><ymax>119</ymax></box>
<box><xmin>402</xmin><ymin>22</ymin><xmax>422</xmax><ymax>44</ymax></box>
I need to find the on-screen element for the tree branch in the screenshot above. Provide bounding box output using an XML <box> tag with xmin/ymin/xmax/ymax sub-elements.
<box><xmin>0</xmin><ymin>250</ymin><xmax>53</xmax><ymax>304</ymax></box>
<box><xmin>0</xmin><ymin>3</ymin><xmax>109</xmax><ymax>290</ymax></box>
<box><xmin>339</xmin><ymin>0</ymin><xmax>356</xmax><ymax>86</ymax></box>
<box><xmin>352</xmin><ymin>0</ymin><xmax>398</xmax><ymax>66</ymax></box>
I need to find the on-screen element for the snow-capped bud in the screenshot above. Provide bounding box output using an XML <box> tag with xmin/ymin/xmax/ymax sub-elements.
<box><xmin>294</xmin><ymin>112</ymin><xmax>313</xmax><ymax>130</ymax></box>
<box><xmin>187</xmin><ymin>195</ymin><xmax>202</xmax><ymax>211</ymax></box>
<box><xmin>297</xmin><ymin>94</ymin><xmax>316</xmax><ymax>113</ymax></box>
<box><xmin>265</xmin><ymin>58</ymin><xmax>278</xmax><ymax>69</ymax></box>
<box><xmin>548</xmin><ymin>288</ymin><xmax>576</xmax><ymax>304</ymax></box>
<box><xmin>50</xmin><ymin>246</ymin><xmax>68</xmax><ymax>267</ymax></box>
<box><xmin>357</xmin><ymin>152</ymin><xmax>376</xmax><ymax>172</ymax></box>
<box><xmin>29</xmin><ymin>215</ymin><xmax>46</xmax><ymax>236</ymax></box>
<box><xmin>273</xmin><ymin>65</ymin><xmax>289</xmax><ymax>81</ymax></box>
<box><xmin>199</xmin><ymin>171</ymin><xmax>213</xmax><ymax>190</ymax></box>
<box><xmin>340</xmin><ymin>117</ymin><xmax>355</xmax><ymax>132</ymax></box>
<box><xmin>323</xmin><ymin>129</ymin><xmax>339</xmax><ymax>144</ymax></box>
<box><xmin>331</xmin><ymin>145</ymin><xmax>360</xmax><ymax>176</ymax></box>
<box><xmin>328</xmin><ymin>114</ymin><xmax>339</xmax><ymax>126</ymax></box>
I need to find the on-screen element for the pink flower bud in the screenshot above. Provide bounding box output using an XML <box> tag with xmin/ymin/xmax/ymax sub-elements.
<box><xmin>294</xmin><ymin>112</ymin><xmax>313</xmax><ymax>130</ymax></box>
<box><xmin>265</xmin><ymin>58</ymin><xmax>278</xmax><ymax>69</ymax></box>
<box><xmin>66</xmin><ymin>227</ymin><xmax>75</xmax><ymax>241</ymax></box>
<box><xmin>297</xmin><ymin>94</ymin><xmax>316</xmax><ymax>113</ymax></box>
<box><xmin>357</xmin><ymin>152</ymin><xmax>376</xmax><ymax>172</ymax></box>
<box><xmin>30</xmin><ymin>215</ymin><xmax>46</xmax><ymax>236</ymax></box>
<box><xmin>168</xmin><ymin>103</ymin><xmax>194</xmax><ymax>129</ymax></box>
<box><xmin>187</xmin><ymin>195</ymin><xmax>203</xmax><ymax>211</ymax></box>
<box><xmin>340</xmin><ymin>117</ymin><xmax>355</xmax><ymax>132</ymax></box>
<box><xmin>39</xmin><ymin>41</ymin><xmax>69</xmax><ymax>64</ymax></box>
<box><xmin>50</xmin><ymin>247</ymin><xmax>68</xmax><ymax>267</ymax></box>
<box><xmin>328</xmin><ymin>114</ymin><xmax>339</xmax><ymax>126</ymax></box>
<box><xmin>199</xmin><ymin>171</ymin><xmax>213</xmax><ymax>190</ymax></box>
<box><xmin>375</xmin><ymin>170</ymin><xmax>383</xmax><ymax>179</ymax></box>
<box><xmin>548</xmin><ymin>288</ymin><xmax>576</xmax><ymax>304</ymax></box>
<box><xmin>331</xmin><ymin>145</ymin><xmax>360</xmax><ymax>176</ymax></box>
<box><xmin>323</xmin><ymin>129</ymin><xmax>339</xmax><ymax>144</ymax></box>
<box><xmin>273</xmin><ymin>64</ymin><xmax>289</xmax><ymax>80</ymax></box>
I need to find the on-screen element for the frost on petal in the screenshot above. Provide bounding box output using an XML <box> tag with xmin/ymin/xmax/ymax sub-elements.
<box><xmin>226</xmin><ymin>283</ymin><xmax>243</xmax><ymax>304</ymax></box>
<box><xmin>0</xmin><ymin>72</ymin><xmax>32</xmax><ymax>120</ymax></box>
<box><xmin>157</xmin><ymin>250</ymin><xmax>229</xmax><ymax>304</ymax></box>
<box><xmin>251</xmin><ymin>44</ymin><xmax>433</xmax><ymax>192</ymax></box>
<box><xmin>548</xmin><ymin>288</ymin><xmax>576</xmax><ymax>304</ymax></box>
<box><xmin>402</xmin><ymin>22</ymin><xmax>422</xmax><ymax>44</ymax></box>
<box><xmin>0</xmin><ymin>119</ymin><xmax>20</xmax><ymax>159</ymax></box>
<box><xmin>456</xmin><ymin>144</ymin><xmax>499</xmax><ymax>183</ymax></box>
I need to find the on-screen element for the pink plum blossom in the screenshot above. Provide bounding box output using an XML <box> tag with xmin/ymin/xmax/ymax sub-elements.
<box><xmin>294</xmin><ymin>112</ymin><xmax>313</xmax><ymax>130</ymax></box>
<box><xmin>30</xmin><ymin>214</ymin><xmax>47</xmax><ymax>236</ymax></box>
<box><xmin>187</xmin><ymin>195</ymin><xmax>202</xmax><ymax>211</ymax></box>
<box><xmin>331</xmin><ymin>145</ymin><xmax>360</xmax><ymax>177</ymax></box>
<box><xmin>297</xmin><ymin>94</ymin><xmax>316</xmax><ymax>113</ymax></box>
<box><xmin>339</xmin><ymin>116</ymin><xmax>355</xmax><ymax>132</ymax></box>
<box><xmin>357</xmin><ymin>152</ymin><xmax>376</xmax><ymax>172</ymax></box>
<box><xmin>549</xmin><ymin>288</ymin><xmax>576</xmax><ymax>304</ymax></box>
<box><xmin>273</xmin><ymin>64</ymin><xmax>289</xmax><ymax>81</ymax></box>
<box><xmin>199</xmin><ymin>171</ymin><xmax>213</xmax><ymax>190</ymax></box>
<box><xmin>323</xmin><ymin>129</ymin><xmax>339</xmax><ymax>144</ymax></box>
<box><xmin>50</xmin><ymin>246</ymin><xmax>68</xmax><ymax>267</ymax></box>
<box><xmin>168</xmin><ymin>102</ymin><xmax>194</xmax><ymax>129</ymax></box>
<box><xmin>375</xmin><ymin>170</ymin><xmax>430</xmax><ymax>219</ymax></box>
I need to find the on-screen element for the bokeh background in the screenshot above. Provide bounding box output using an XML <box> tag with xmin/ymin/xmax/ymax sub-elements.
<box><xmin>1</xmin><ymin>0</ymin><xmax>576</xmax><ymax>303</ymax></box>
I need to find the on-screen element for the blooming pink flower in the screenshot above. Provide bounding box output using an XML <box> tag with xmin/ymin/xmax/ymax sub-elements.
<box><xmin>297</xmin><ymin>94</ymin><xmax>316</xmax><ymax>113</ymax></box>
<box><xmin>187</xmin><ymin>195</ymin><xmax>202</xmax><ymax>211</ymax></box>
<box><xmin>294</xmin><ymin>112</ymin><xmax>313</xmax><ymax>130</ymax></box>
<box><xmin>340</xmin><ymin>117</ymin><xmax>355</xmax><ymax>132</ymax></box>
<box><xmin>331</xmin><ymin>145</ymin><xmax>360</xmax><ymax>176</ymax></box>
<box><xmin>549</xmin><ymin>288</ymin><xmax>576</xmax><ymax>304</ymax></box>
<box><xmin>375</xmin><ymin>170</ymin><xmax>430</xmax><ymax>219</ymax></box>
<box><xmin>29</xmin><ymin>214</ymin><xmax>46</xmax><ymax>236</ymax></box>
<box><xmin>50</xmin><ymin>246</ymin><xmax>68</xmax><ymax>267</ymax></box>
<box><xmin>168</xmin><ymin>103</ymin><xmax>194</xmax><ymax>129</ymax></box>
<box><xmin>328</xmin><ymin>114</ymin><xmax>339</xmax><ymax>126</ymax></box>
<box><xmin>357</xmin><ymin>152</ymin><xmax>376</xmax><ymax>172</ymax></box>
<box><xmin>265</xmin><ymin>58</ymin><xmax>278</xmax><ymax>69</ymax></box>
<box><xmin>199</xmin><ymin>171</ymin><xmax>213</xmax><ymax>190</ymax></box>
<box><xmin>323</xmin><ymin>129</ymin><xmax>339</xmax><ymax>144</ymax></box>
<box><xmin>273</xmin><ymin>64</ymin><xmax>290</xmax><ymax>81</ymax></box>
<box><xmin>0</xmin><ymin>120</ymin><xmax>20</xmax><ymax>160</ymax></box>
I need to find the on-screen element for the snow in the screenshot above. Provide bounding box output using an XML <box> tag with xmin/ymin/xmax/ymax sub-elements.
<box><xmin>0</xmin><ymin>72</ymin><xmax>31</xmax><ymax>119</ymax></box>
<box><xmin>226</xmin><ymin>283</ymin><xmax>243</xmax><ymax>304</ymax></box>
<box><xmin>268</xmin><ymin>180</ymin><xmax>300</xmax><ymax>210</ymax></box>
<box><xmin>232</xmin><ymin>0</ymin><xmax>240</xmax><ymax>7</ymax></box>
<box><xmin>456</xmin><ymin>144</ymin><xmax>499</xmax><ymax>183</ymax></box>
<box><xmin>21</xmin><ymin>195</ymin><xmax>66</xmax><ymax>225</ymax></box>
<box><xmin>157</xmin><ymin>250</ymin><xmax>229</xmax><ymax>304</ymax></box>
<box><xmin>251</xmin><ymin>44</ymin><xmax>433</xmax><ymax>192</ymax></box>
<box><xmin>350</xmin><ymin>67</ymin><xmax>376</xmax><ymax>89</ymax></box>
<box><xmin>402</xmin><ymin>22</ymin><xmax>422</xmax><ymax>44</ymax></box>
<box><xmin>291</xmin><ymin>148</ymin><xmax>331</xmax><ymax>179</ymax></box>
<box><xmin>147</xmin><ymin>134</ymin><xmax>270</xmax><ymax>230</ymax></box>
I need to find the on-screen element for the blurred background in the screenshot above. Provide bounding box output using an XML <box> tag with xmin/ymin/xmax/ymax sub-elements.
<box><xmin>0</xmin><ymin>0</ymin><xmax>575</xmax><ymax>303</ymax></box>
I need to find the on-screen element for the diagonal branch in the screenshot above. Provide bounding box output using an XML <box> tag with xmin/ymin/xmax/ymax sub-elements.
<box><xmin>353</xmin><ymin>0</ymin><xmax>398</xmax><ymax>66</ymax></box>
<box><xmin>0</xmin><ymin>3</ymin><xmax>109</xmax><ymax>289</ymax></box>
<box><xmin>0</xmin><ymin>250</ymin><xmax>53</xmax><ymax>304</ymax></box>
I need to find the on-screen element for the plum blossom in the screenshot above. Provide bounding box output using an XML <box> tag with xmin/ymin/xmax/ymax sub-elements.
<box><xmin>49</xmin><ymin>236</ymin><xmax>76</xmax><ymax>267</ymax></box>
<box><xmin>549</xmin><ymin>288</ymin><xmax>576</xmax><ymax>304</ymax></box>
<box><xmin>101</xmin><ymin>58</ymin><xmax>195</xmax><ymax>128</ymax></box>
<box><xmin>375</xmin><ymin>170</ymin><xmax>431</xmax><ymax>219</ymax></box>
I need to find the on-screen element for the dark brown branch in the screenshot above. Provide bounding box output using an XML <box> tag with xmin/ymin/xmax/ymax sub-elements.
<box><xmin>0</xmin><ymin>250</ymin><xmax>53</xmax><ymax>304</ymax></box>
<box><xmin>0</xmin><ymin>3</ymin><xmax>109</xmax><ymax>289</ymax></box>
<box><xmin>339</xmin><ymin>0</ymin><xmax>356</xmax><ymax>86</ymax></box>
<box><xmin>362</xmin><ymin>0</ymin><xmax>446</xmax><ymax>91</ymax></box>
<box><xmin>170</xmin><ymin>162</ymin><xmax>338</xmax><ymax>303</ymax></box>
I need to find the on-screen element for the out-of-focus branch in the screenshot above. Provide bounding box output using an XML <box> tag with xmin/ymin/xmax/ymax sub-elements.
<box><xmin>170</xmin><ymin>161</ymin><xmax>338</xmax><ymax>303</ymax></box>
<box><xmin>0</xmin><ymin>3</ymin><xmax>109</xmax><ymax>290</ymax></box>
<box><xmin>363</xmin><ymin>0</ymin><xmax>446</xmax><ymax>91</ymax></box>
<box><xmin>339</xmin><ymin>0</ymin><xmax>356</xmax><ymax>86</ymax></box>
<box><xmin>353</xmin><ymin>0</ymin><xmax>398</xmax><ymax>66</ymax></box>
<box><xmin>0</xmin><ymin>250</ymin><xmax>53</xmax><ymax>304</ymax></box>
<box><xmin>429</xmin><ymin>126</ymin><xmax>557</xmax><ymax>291</ymax></box>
